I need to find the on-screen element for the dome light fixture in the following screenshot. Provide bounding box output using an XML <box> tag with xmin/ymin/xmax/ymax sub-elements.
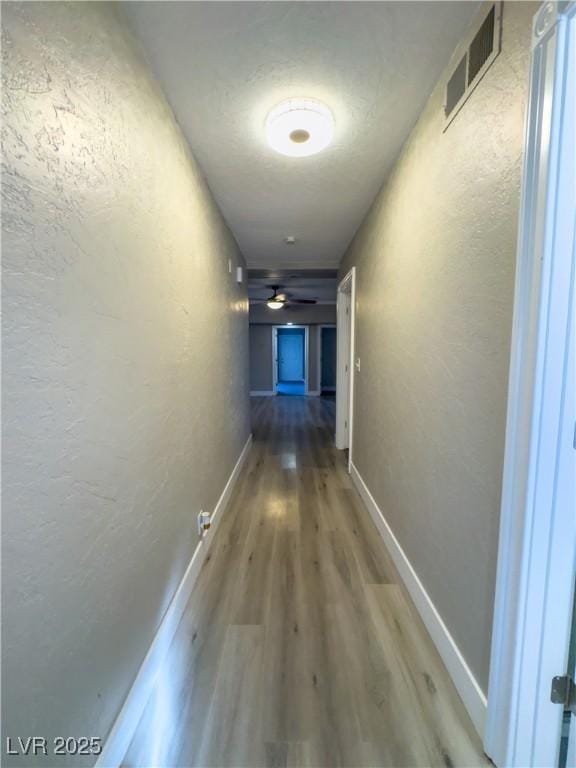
<box><xmin>266</xmin><ymin>99</ymin><xmax>334</xmax><ymax>157</ymax></box>
<box><xmin>267</xmin><ymin>299</ymin><xmax>284</xmax><ymax>310</ymax></box>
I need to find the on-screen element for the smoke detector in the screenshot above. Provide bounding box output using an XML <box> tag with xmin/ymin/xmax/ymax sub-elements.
<box><xmin>285</xmin><ymin>236</ymin><xmax>296</xmax><ymax>245</ymax></box>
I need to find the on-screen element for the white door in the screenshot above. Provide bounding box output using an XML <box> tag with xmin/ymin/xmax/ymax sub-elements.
<box><xmin>336</xmin><ymin>269</ymin><xmax>355</xmax><ymax>454</ymax></box>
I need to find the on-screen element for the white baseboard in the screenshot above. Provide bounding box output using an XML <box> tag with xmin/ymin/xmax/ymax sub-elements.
<box><xmin>96</xmin><ymin>434</ymin><xmax>253</xmax><ymax>768</ymax></box>
<box><xmin>307</xmin><ymin>390</ymin><xmax>321</xmax><ymax>397</ymax></box>
<box><xmin>350</xmin><ymin>462</ymin><xmax>487</xmax><ymax>738</ymax></box>
<box><xmin>250</xmin><ymin>390</ymin><xmax>276</xmax><ymax>396</ymax></box>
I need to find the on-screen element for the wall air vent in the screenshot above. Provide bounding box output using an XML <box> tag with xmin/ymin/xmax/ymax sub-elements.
<box><xmin>444</xmin><ymin>2</ymin><xmax>502</xmax><ymax>131</ymax></box>
<box><xmin>468</xmin><ymin>5</ymin><xmax>496</xmax><ymax>84</ymax></box>
<box><xmin>446</xmin><ymin>56</ymin><xmax>467</xmax><ymax>118</ymax></box>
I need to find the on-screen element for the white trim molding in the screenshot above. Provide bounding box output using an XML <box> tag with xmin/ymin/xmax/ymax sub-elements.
<box><xmin>250</xmin><ymin>390</ymin><xmax>276</xmax><ymax>397</ymax></box>
<box><xmin>350</xmin><ymin>463</ymin><xmax>487</xmax><ymax>737</ymax></box>
<box><xmin>485</xmin><ymin>3</ymin><xmax>576</xmax><ymax>767</ymax></box>
<box><xmin>96</xmin><ymin>434</ymin><xmax>253</xmax><ymax>768</ymax></box>
<box><xmin>335</xmin><ymin>267</ymin><xmax>356</xmax><ymax>470</ymax></box>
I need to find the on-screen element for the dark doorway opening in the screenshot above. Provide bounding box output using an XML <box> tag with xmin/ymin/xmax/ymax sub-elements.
<box><xmin>321</xmin><ymin>326</ymin><xmax>337</xmax><ymax>395</ymax></box>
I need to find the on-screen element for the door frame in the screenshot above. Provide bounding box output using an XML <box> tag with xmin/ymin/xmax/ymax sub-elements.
<box><xmin>318</xmin><ymin>324</ymin><xmax>337</xmax><ymax>394</ymax></box>
<box><xmin>335</xmin><ymin>267</ymin><xmax>356</xmax><ymax>470</ymax></box>
<box><xmin>485</xmin><ymin>3</ymin><xmax>576</xmax><ymax>766</ymax></box>
<box><xmin>272</xmin><ymin>325</ymin><xmax>309</xmax><ymax>394</ymax></box>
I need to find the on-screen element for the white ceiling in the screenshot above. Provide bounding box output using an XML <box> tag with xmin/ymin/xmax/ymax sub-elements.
<box><xmin>124</xmin><ymin>1</ymin><xmax>478</xmax><ymax>269</ymax></box>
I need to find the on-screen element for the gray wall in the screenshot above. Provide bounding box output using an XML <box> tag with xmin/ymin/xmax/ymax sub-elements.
<box><xmin>249</xmin><ymin>303</ymin><xmax>336</xmax><ymax>325</ymax></box>
<box><xmin>339</xmin><ymin>1</ymin><xmax>535</xmax><ymax>692</ymax></box>
<box><xmin>2</xmin><ymin>3</ymin><xmax>250</xmax><ymax>764</ymax></box>
<box><xmin>249</xmin><ymin>325</ymin><xmax>274</xmax><ymax>391</ymax></box>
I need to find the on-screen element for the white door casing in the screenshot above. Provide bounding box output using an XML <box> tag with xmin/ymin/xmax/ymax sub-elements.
<box><xmin>485</xmin><ymin>3</ymin><xmax>576</xmax><ymax>767</ymax></box>
<box><xmin>336</xmin><ymin>268</ymin><xmax>356</xmax><ymax>468</ymax></box>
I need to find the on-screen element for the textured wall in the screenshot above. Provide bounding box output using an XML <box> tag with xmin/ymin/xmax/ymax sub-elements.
<box><xmin>249</xmin><ymin>325</ymin><xmax>274</xmax><ymax>391</ymax></box>
<box><xmin>339</xmin><ymin>1</ymin><xmax>535</xmax><ymax>692</ymax></box>
<box><xmin>1</xmin><ymin>3</ymin><xmax>250</xmax><ymax>764</ymax></box>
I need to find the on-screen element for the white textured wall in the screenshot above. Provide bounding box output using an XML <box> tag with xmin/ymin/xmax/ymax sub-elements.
<box><xmin>339</xmin><ymin>1</ymin><xmax>536</xmax><ymax>692</ymax></box>
<box><xmin>1</xmin><ymin>3</ymin><xmax>250</xmax><ymax>763</ymax></box>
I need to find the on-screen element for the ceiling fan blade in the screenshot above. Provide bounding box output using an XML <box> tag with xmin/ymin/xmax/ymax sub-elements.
<box><xmin>250</xmin><ymin>294</ymin><xmax>288</xmax><ymax>306</ymax></box>
<box><xmin>289</xmin><ymin>299</ymin><xmax>317</xmax><ymax>304</ymax></box>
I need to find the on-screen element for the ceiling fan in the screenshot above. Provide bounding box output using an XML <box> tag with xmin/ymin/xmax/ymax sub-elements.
<box><xmin>251</xmin><ymin>285</ymin><xmax>317</xmax><ymax>310</ymax></box>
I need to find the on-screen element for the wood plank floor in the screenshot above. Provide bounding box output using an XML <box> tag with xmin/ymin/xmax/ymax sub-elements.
<box><xmin>123</xmin><ymin>395</ymin><xmax>489</xmax><ymax>767</ymax></box>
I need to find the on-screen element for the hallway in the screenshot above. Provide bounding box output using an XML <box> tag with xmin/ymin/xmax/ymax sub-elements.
<box><xmin>123</xmin><ymin>396</ymin><xmax>486</xmax><ymax>768</ymax></box>
<box><xmin>6</xmin><ymin>3</ymin><xmax>573</xmax><ymax>766</ymax></box>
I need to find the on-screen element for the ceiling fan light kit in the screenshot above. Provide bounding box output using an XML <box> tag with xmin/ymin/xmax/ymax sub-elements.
<box><xmin>258</xmin><ymin>284</ymin><xmax>318</xmax><ymax>310</ymax></box>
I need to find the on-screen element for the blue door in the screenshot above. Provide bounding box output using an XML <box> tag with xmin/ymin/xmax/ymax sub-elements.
<box><xmin>278</xmin><ymin>329</ymin><xmax>305</xmax><ymax>382</ymax></box>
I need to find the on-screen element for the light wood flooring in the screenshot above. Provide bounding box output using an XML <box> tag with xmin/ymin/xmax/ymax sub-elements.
<box><xmin>123</xmin><ymin>395</ymin><xmax>489</xmax><ymax>767</ymax></box>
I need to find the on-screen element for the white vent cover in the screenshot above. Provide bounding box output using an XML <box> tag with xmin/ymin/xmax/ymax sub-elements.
<box><xmin>444</xmin><ymin>2</ymin><xmax>502</xmax><ymax>130</ymax></box>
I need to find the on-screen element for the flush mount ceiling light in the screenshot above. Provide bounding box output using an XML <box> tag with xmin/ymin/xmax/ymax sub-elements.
<box><xmin>266</xmin><ymin>99</ymin><xmax>335</xmax><ymax>157</ymax></box>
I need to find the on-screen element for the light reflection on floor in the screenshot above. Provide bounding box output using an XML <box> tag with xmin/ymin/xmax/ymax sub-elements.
<box><xmin>280</xmin><ymin>452</ymin><xmax>297</xmax><ymax>469</ymax></box>
<box><xmin>148</xmin><ymin>662</ymin><xmax>176</xmax><ymax>767</ymax></box>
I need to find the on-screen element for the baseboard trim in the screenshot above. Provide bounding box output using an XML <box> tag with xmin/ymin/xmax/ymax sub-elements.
<box><xmin>96</xmin><ymin>434</ymin><xmax>253</xmax><ymax>768</ymax></box>
<box><xmin>350</xmin><ymin>462</ymin><xmax>487</xmax><ymax>737</ymax></box>
<box><xmin>250</xmin><ymin>390</ymin><xmax>276</xmax><ymax>396</ymax></box>
<box><xmin>307</xmin><ymin>390</ymin><xmax>321</xmax><ymax>397</ymax></box>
